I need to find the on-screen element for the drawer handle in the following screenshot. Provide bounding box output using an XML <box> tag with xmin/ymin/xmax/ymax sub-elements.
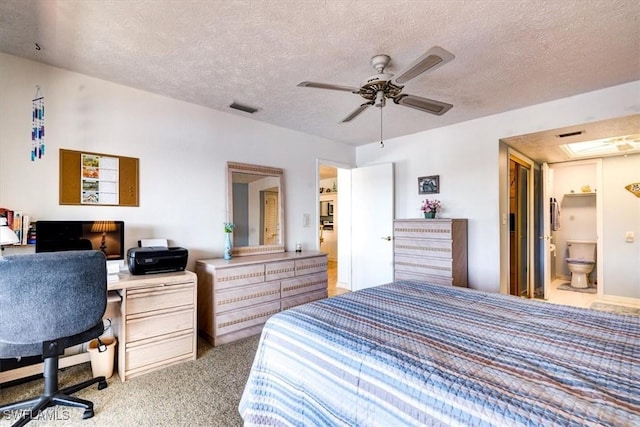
<box><xmin>128</xmin><ymin>288</ymin><xmax>192</xmax><ymax>300</ymax></box>
<box><xmin>127</xmin><ymin>283</ymin><xmax>193</xmax><ymax>297</ymax></box>
<box><xmin>218</xmin><ymin>309</ymin><xmax>280</xmax><ymax>328</ymax></box>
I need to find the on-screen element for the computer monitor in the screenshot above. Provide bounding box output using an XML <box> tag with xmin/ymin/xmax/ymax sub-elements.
<box><xmin>35</xmin><ymin>220</ymin><xmax>125</xmax><ymax>261</ymax></box>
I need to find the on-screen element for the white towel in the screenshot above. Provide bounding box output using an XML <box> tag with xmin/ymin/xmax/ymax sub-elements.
<box><xmin>551</xmin><ymin>197</ymin><xmax>560</xmax><ymax>231</ymax></box>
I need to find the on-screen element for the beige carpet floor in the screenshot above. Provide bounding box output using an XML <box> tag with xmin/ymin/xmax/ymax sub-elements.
<box><xmin>590</xmin><ymin>302</ymin><xmax>640</xmax><ymax>316</ymax></box>
<box><xmin>0</xmin><ymin>335</ymin><xmax>260</xmax><ymax>426</ymax></box>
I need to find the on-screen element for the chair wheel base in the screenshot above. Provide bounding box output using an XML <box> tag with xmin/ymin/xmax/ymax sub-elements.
<box><xmin>83</xmin><ymin>409</ymin><xmax>94</xmax><ymax>419</ymax></box>
<box><xmin>98</xmin><ymin>380</ymin><xmax>108</xmax><ymax>390</ymax></box>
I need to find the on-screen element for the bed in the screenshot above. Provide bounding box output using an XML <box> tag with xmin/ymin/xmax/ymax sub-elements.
<box><xmin>239</xmin><ymin>280</ymin><xmax>639</xmax><ymax>426</ymax></box>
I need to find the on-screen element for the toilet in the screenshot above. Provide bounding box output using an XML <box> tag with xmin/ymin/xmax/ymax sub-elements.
<box><xmin>566</xmin><ymin>240</ymin><xmax>596</xmax><ymax>288</ymax></box>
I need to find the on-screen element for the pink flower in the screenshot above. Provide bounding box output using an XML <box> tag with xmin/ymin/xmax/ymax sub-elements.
<box><xmin>420</xmin><ymin>199</ymin><xmax>442</xmax><ymax>212</ymax></box>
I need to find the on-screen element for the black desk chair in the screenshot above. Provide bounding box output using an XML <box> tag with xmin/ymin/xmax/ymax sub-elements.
<box><xmin>0</xmin><ymin>251</ymin><xmax>109</xmax><ymax>426</ymax></box>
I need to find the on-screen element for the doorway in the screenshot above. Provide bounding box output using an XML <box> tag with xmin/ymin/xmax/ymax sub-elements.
<box><xmin>317</xmin><ymin>160</ymin><xmax>395</xmax><ymax>295</ymax></box>
<box><xmin>260</xmin><ymin>190</ymin><xmax>279</xmax><ymax>245</ymax></box>
<box><xmin>508</xmin><ymin>153</ymin><xmax>533</xmax><ymax>298</ymax></box>
<box><xmin>318</xmin><ymin>164</ymin><xmax>346</xmax><ymax>297</ymax></box>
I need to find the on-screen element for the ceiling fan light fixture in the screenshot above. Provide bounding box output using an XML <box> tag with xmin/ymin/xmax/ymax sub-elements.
<box><xmin>374</xmin><ymin>91</ymin><xmax>385</xmax><ymax>108</ymax></box>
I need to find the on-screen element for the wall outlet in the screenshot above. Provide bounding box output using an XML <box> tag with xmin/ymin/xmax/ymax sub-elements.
<box><xmin>625</xmin><ymin>231</ymin><xmax>634</xmax><ymax>243</ymax></box>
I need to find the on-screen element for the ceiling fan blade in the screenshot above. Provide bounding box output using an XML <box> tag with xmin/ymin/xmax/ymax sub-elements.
<box><xmin>394</xmin><ymin>94</ymin><xmax>453</xmax><ymax>116</ymax></box>
<box><xmin>392</xmin><ymin>46</ymin><xmax>455</xmax><ymax>85</ymax></box>
<box><xmin>297</xmin><ymin>81</ymin><xmax>360</xmax><ymax>93</ymax></box>
<box><xmin>341</xmin><ymin>102</ymin><xmax>373</xmax><ymax>123</ymax></box>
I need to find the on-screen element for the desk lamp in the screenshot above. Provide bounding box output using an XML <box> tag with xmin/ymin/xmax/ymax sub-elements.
<box><xmin>0</xmin><ymin>216</ymin><xmax>20</xmax><ymax>256</ymax></box>
<box><xmin>90</xmin><ymin>221</ymin><xmax>117</xmax><ymax>255</ymax></box>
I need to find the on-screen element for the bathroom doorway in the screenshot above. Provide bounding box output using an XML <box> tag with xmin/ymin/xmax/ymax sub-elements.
<box><xmin>545</xmin><ymin>159</ymin><xmax>602</xmax><ymax>304</ymax></box>
<box><xmin>500</xmin><ymin>115</ymin><xmax>640</xmax><ymax>307</ymax></box>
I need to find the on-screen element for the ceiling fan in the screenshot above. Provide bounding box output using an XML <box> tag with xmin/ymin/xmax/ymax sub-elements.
<box><xmin>297</xmin><ymin>46</ymin><xmax>455</xmax><ymax>123</ymax></box>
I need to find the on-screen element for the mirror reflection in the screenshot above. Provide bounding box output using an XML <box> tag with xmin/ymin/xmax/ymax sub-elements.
<box><xmin>227</xmin><ymin>162</ymin><xmax>285</xmax><ymax>256</ymax></box>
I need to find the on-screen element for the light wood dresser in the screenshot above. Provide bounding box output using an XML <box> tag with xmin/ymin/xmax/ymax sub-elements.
<box><xmin>196</xmin><ymin>251</ymin><xmax>328</xmax><ymax>346</ymax></box>
<box><xmin>394</xmin><ymin>218</ymin><xmax>468</xmax><ymax>287</ymax></box>
<box><xmin>109</xmin><ymin>271</ymin><xmax>198</xmax><ymax>381</ymax></box>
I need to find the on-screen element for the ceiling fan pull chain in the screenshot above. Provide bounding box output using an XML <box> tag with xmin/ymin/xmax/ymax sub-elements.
<box><xmin>380</xmin><ymin>104</ymin><xmax>384</xmax><ymax>148</ymax></box>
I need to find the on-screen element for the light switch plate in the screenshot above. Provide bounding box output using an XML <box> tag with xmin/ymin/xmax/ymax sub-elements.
<box><xmin>303</xmin><ymin>213</ymin><xmax>310</xmax><ymax>227</ymax></box>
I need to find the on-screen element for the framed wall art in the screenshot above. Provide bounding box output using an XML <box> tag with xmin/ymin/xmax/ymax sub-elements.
<box><xmin>418</xmin><ymin>175</ymin><xmax>439</xmax><ymax>194</ymax></box>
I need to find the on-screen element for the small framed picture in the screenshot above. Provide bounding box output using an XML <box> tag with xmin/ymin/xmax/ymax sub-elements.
<box><xmin>418</xmin><ymin>175</ymin><xmax>439</xmax><ymax>194</ymax></box>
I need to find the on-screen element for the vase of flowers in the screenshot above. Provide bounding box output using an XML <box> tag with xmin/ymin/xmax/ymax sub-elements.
<box><xmin>421</xmin><ymin>199</ymin><xmax>442</xmax><ymax>219</ymax></box>
<box><xmin>223</xmin><ymin>222</ymin><xmax>235</xmax><ymax>260</ymax></box>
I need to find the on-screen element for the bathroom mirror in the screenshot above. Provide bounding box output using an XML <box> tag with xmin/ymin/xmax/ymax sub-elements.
<box><xmin>227</xmin><ymin>161</ymin><xmax>285</xmax><ymax>256</ymax></box>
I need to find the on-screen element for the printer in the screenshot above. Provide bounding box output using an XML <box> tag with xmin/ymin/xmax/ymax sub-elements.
<box><xmin>127</xmin><ymin>246</ymin><xmax>188</xmax><ymax>275</ymax></box>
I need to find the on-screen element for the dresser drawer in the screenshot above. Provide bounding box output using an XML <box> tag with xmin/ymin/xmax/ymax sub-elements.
<box><xmin>215</xmin><ymin>281</ymin><xmax>281</xmax><ymax>313</ymax></box>
<box><xmin>394</xmin><ymin>238</ymin><xmax>453</xmax><ymax>259</ymax></box>
<box><xmin>265</xmin><ymin>260</ymin><xmax>295</xmax><ymax>281</ymax></box>
<box><xmin>125</xmin><ymin>332</ymin><xmax>193</xmax><ymax>372</ymax></box>
<box><xmin>281</xmin><ymin>289</ymin><xmax>327</xmax><ymax>311</ymax></box>
<box><xmin>295</xmin><ymin>256</ymin><xmax>327</xmax><ymax>276</ymax></box>
<box><xmin>215</xmin><ymin>264</ymin><xmax>265</xmax><ymax>290</ymax></box>
<box><xmin>216</xmin><ymin>300</ymin><xmax>281</xmax><ymax>337</ymax></box>
<box><xmin>126</xmin><ymin>307</ymin><xmax>194</xmax><ymax>342</ymax></box>
<box><xmin>126</xmin><ymin>282</ymin><xmax>194</xmax><ymax>315</ymax></box>
<box><xmin>394</xmin><ymin>270</ymin><xmax>454</xmax><ymax>286</ymax></box>
<box><xmin>281</xmin><ymin>272</ymin><xmax>327</xmax><ymax>299</ymax></box>
<box><xmin>395</xmin><ymin>254</ymin><xmax>452</xmax><ymax>278</ymax></box>
<box><xmin>394</xmin><ymin>221</ymin><xmax>452</xmax><ymax>239</ymax></box>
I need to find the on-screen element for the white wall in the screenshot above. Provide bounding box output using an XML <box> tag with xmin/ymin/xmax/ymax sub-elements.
<box><xmin>356</xmin><ymin>81</ymin><xmax>640</xmax><ymax>293</ymax></box>
<box><xmin>0</xmin><ymin>53</ymin><xmax>354</xmax><ymax>270</ymax></box>
<box><xmin>3</xmin><ymin>53</ymin><xmax>638</xmax><ymax>296</ymax></box>
<box><xmin>602</xmin><ymin>154</ymin><xmax>640</xmax><ymax>299</ymax></box>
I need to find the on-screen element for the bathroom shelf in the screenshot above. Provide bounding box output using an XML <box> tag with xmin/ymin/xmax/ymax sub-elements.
<box><xmin>564</xmin><ymin>192</ymin><xmax>596</xmax><ymax>197</ymax></box>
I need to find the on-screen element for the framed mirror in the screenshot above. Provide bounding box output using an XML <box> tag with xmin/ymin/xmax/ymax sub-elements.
<box><xmin>227</xmin><ymin>162</ymin><xmax>285</xmax><ymax>256</ymax></box>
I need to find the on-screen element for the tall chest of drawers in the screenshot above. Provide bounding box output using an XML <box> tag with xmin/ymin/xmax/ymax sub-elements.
<box><xmin>196</xmin><ymin>251</ymin><xmax>328</xmax><ymax>346</ymax></box>
<box><xmin>394</xmin><ymin>218</ymin><xmax>468</xmax><ymax>287</ymax></box>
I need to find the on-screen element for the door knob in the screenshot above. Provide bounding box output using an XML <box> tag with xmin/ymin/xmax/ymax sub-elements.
<box><xmin>381</xmin><ymin>236</ymin><xmax>392</xmax><ymax>241</ymax></box>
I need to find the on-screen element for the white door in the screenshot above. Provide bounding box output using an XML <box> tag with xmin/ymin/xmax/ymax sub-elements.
<box><xmin>351</xmin><ymin>163</ymin><xmax>394</xmax><ymax>291</ymax></box>
<box><xmin>262</xmin><ymin>191</ymin><xmax>279</xmax><ymax>245</ymax></box>
<box><xmin>541</xmin><ymin>163</ymin><xmax>551</xmax><ymax>300</ymax></box>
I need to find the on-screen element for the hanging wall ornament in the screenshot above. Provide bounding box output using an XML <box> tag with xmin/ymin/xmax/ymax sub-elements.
<box><xmin>31</xmin><ymin>86</ymin><xmax>45</xmax><ymax>161</ymax></box>
<box><xmin>625</xmin><ymin>182</ymin><xmax>640</xmax><ymax>198</ymax></box>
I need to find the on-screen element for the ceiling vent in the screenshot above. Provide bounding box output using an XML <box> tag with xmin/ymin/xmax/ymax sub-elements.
<box><xmin>557</xmin><ymin>130</ymin><xmax>584</xmax><ymax>138</ymax></box>
<box><xmin>229</xmin><ymin>102</ymin><xmax>259</xmax><ymax>114</ymax></box>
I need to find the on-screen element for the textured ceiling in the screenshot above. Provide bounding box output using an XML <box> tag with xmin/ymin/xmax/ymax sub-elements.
<box><xmin>1</xmin><ymin>0</ymin><xmax>639</xmax><ymax>148</ymax></box>
<box><xmin>502</xmin><ymin>114</ymin><xmax>640</xmax><ymax>163</ymax></box>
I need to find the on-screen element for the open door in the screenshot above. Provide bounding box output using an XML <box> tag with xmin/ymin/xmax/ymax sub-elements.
<box><xmin>541</xmin><ymin>163</ymin><xmax>551</xmax><ymax>300</ymax></box>
<box><xmin>351</xmin><ymin>163</ymin><xmax>394</xmax><ymax>291</ymax></box>
<box><xmin>509</xmin><ymin>153</ymin><xmax>535</xmax><ymax>298</ymax></box>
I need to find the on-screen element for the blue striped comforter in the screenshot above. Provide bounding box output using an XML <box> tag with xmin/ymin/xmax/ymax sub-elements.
<box><xmin>239</xmin><ymin>281</ymin><xmax>640</xmax><ymax>426</ymax></box>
